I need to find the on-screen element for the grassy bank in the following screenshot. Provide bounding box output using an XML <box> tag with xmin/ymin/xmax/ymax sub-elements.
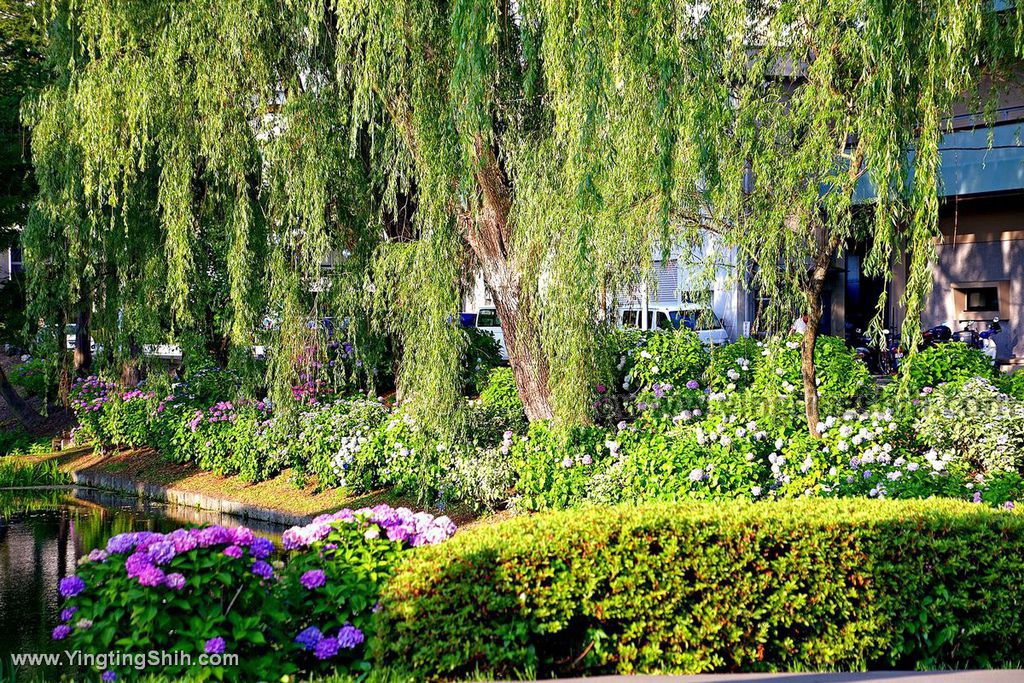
<box><xmin>9</xmin><ymin>446</ymin><xmax>497</xmax><ymax>525</ymax></box>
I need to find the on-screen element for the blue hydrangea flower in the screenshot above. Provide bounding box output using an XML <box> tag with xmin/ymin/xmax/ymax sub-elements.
<box><xmin>58</xmin><ymin>576</ymin><xmax>85</xmax><ymax>598</ymax></box>
<box><xmin>52</xmin><ymin>625</ymin><xmax>72</xmax><ymax>640</ymax></box>
<box><xmin>314</xmin><ymin>636</ymin><xmax>340</xmax><ymax>660</ymax></box>
<box><xmin>294</xmin><ymin>626</ymin><xmax>321</xmax><ymax>651</ymax></box>
<box><xmin>251</xmin><ymin>560</ymin><xmax>274</xmax><ymax>580</ymax></box>
<box><xmin>300</xmin><ymin>569</ymin><xmax>326</xmax><ymax>590</ymax></box>
<box><xmin>249</xmin><ymin>537</ymin><xmax>274</xmax><ymax>560</ymax></box>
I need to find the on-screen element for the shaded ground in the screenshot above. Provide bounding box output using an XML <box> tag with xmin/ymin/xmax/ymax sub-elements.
<box><xmin>0</xmin><ymin>351</ymin><xmax>75</xmax><ymax>441</ymax></box>
<box><xmin>13</xmin><ymin>445</ymin><xmax>502</xmax><ymax>525</ymax></box>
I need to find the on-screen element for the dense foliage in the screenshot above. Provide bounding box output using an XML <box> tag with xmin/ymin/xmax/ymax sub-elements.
<box><xmin>378</xmin><ymin>500</ymin><xmax>1024</xmax><ymax>679</ymax></box>
<box><xmin>69</xmin><ymin>334</ymin><xmax>1024</xmax><ymax>512</ymax></box>
<box><xmin>22</xmin><ymin>0</ymin><xmax>1024</xmax><ymax>433</ymax></box>
<box><xmin>52</xmin><ymin>506</ymin><xmax>456</xmax><ymax>682</ymax></box>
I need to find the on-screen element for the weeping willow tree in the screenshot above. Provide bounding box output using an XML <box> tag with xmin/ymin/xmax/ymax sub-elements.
<box><xmin>25</xmin><ymin>0</ymin><xmax>1024</xmax><ymax>433</ymax></box>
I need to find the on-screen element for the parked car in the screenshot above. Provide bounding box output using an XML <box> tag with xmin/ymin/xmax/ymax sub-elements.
<box><xmin>616</xmin><ymin>303</ymin><xmax>729</xmax><ymax>345</ymax></box>
<box><xmin>474</xmin><ymin>307</ymin><xmax>508</xmax><ymax>360</ymax></box>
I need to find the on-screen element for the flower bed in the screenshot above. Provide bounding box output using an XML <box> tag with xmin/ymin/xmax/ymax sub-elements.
<box><xmin>52</xmin><ymin>505</ymin><xmax>455</xmax><ymax>681</ymax></box>
<box><xmin>377</xmin><ymin>499</ymin><xmax>1024</xmax><ymax>679</ymax></box>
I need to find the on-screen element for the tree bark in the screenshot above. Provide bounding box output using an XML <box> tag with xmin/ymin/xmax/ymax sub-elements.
<box><xmin>74</xmin><ymin>292</ymin><xmax>92</xmax><ymax>375</ymax></box>
<box><xmin>464</xmin><ymin>136</ymin><xmax>554</xmax><ymax>421</ymax></box>
<box><xmin>121</xmin><ymin>340</ymin><xmax>145</xmax><ymax>387</ymax></box>
<box><xmin>801</xmin><ymin>252</ymin><xmax>831</xmax><ymax>438</ymax></box>
<box><xmin>0</xmin><ymin>361</ymin><xmax>42</xmax><ymax>427</ymax></box>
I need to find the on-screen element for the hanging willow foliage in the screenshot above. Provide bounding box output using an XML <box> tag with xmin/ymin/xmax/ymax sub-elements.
<box><xmin>24</xmin><ymin>0</ymin><xmax>1024</xmax><ymax>432</ymax></box>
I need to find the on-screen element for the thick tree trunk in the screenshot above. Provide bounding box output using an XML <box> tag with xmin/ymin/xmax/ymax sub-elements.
<box><xmin>74</xmin><ymin>295</ymin><xmax>92</xmax><ymax>375</ymax></box>
<box><xmin>0</xmin><ymin>361</ymin><xmax>42</xmax><ymax>427</ymax></box>
<box><xmin>465</xmin><ymin>136</ymin><xmax>554</xmax><ymax>421</ymax></box>
<box><xmin>121</xmin><ymin>340</ymin><xmax>145</xmax><ymax>387</ymax></box>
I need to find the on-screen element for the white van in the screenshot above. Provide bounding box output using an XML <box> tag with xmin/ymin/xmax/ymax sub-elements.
<box><xmin>617</xmin><ymin>303</ymin><xmax>729</xmax><ymax>346</ymax></box>
<box><xmin>474</xmin><ymin>307</ymin><xmax>508</xmax><ymax>360</ymax></box>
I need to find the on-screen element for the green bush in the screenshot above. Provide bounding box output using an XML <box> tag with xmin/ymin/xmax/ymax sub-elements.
<box><xmin>461</xmin><ymin>327</ymin><xmax>503</xmax><ymax>395</ymax></box>
<box><xmin>10</xmin><ymin>357</ymin><xmax>50</xmax><ymax>397</ymax></box>
<box><xmin>1001</xmin><ymin>369</ymin><xmax>1024</xmax><ymax>400</ymax></box>
<box><xmin>915</xmin><ymin>378</ymin><xmax>1024</xmax><ymax>475</ymax></box>
<box><xmin>751</xmin><ymin>335</ymin><xmax>872</xmax><ymax>426</ymax></box>
<box><xmin>626</xmin><ymin>328</ymin><xmax>709</xmax><ymax>391</ymax></box>
<box><xmin>902</xmin><ymin>342</ymin><xmax>994</xmax><ymax>393</ymax></box>
<box><xmin>97</xmin><ymin>390</ymin><xmax>157</xmax><ymax>448</ymax></box>
<box><xmin>376</xmin><ymin>500</ymin><xmax>1024</xmax><ymax>679</ymax></box>
<box><xmin>478</xmin><ymin>367</ymin><xmax>526</xmax><ymax>431</ymax></box>
<box><xmin>707</xmin><ymin>336</ymin><xmax>761</xmax><ymax>392</ymax></box>
<box><xmin>509</xmin><ymin>422</ymin><xmax>612</xmax><ymax>510</ymax></box>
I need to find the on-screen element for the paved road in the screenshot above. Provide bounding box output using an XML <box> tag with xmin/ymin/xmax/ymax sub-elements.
<box><xmin>543</xmin><ymin>672</ymin><xmax>1024</xmax><ymax>683</ymax></box>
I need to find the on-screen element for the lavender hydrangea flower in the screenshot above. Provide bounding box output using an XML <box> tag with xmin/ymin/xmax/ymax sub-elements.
<box><xmin>137</xmin><ymin>566</ymin><xmax>166</xmax><ymax>587</ymax></box>
<box><xmin>300</xmin><ymin>570</ymin><xmax>326</xmax><ymax>590</ymax></box>
<box><xmin>58</xmin><ymin>576</ymin><xmax>86</xmax><ymax>598</ymax></box>
<box><xmin>686</xmin><ymin>379</ymin><xmax>700</xmax><ymax>390</ymax></box>
<box><xmin>294</xmin><ymin>626</ymin><xmax>321</xmax><ymax>650</ymax></box>
<box><xmin>165</xmin><ymin>573</ymin><xmax>186</xmax><ymax>590</ymax></box>
<box><xmin>314</xmin><ymin>637</ymin><xmax>340</xmax><ymax>660</ymax></box>
<box><xmin>101</xmin><ymin>671</ymin><xmax>117</xmax><ymax>682</ymax></box>
<box><xmin>231</xmin><ymin>527</ymin><xmax>254</xmax><ymax>547</ymax></box>
<box><xmin>60</xmin><ymin>607</ymin><xmax>77</xmax><ymax>622</ymax></box>
<box><xmin>147</xmin><ymin>541</ymin><xmax>176</xmax><ymax>566</ymax></box>
<box><xmin>336</xmin><ymin>624</ymin><xmax>365</xmax><ymax>649</ymax></box>
<box><xmin>223</xmin><ymin>545</ymin><xmax>244</xmax><ymax>559</ymax></box>
<box><xmin>105</xmin><ymin>533</ymin><xmax>135</xmax><ymax>555</ymax></box>
<box><xmin>251</xmin><ymin>560</ymin><xmax>274</xmax><ymax>580</ymax></box>
<box><xmin>249</xmin><ymin>537</ymin><xmax>274</xmax><ymax>560</ymax></box>
<box><xmin>204</xmin><ymin>637</ymin><xmax>226</xmax><ymax>654</ymax></box>
<box><xmin>52</xmin><ymin>625</ymin><xmax>72</xmax><ymax>640</ymax></box>
<box><xmin>87</xmin><ymin>549</ymin><xmax>108</xmax><ymax>563</ymax></box>
<box><xmin>125</xmin><ymin>553</ymin><xmax>152</xmax><ymax>579</ymax></box>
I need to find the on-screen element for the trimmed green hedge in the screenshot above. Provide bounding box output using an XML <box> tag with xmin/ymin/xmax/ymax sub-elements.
<box><xmin>375</xmin><ymin>500</ymin><xmax>1024</xmax><ymax>679</ymax></box>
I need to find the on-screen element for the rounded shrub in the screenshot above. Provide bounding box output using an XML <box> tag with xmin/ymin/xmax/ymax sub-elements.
<box><xmin>626</xmin><ymin>329</ymin><xmax>709</xmax><ymax>392</ymax></box>
<box><xmin>902</xmin><ymin>342</ymin><xmax>994</xmax><ymax>393</ymax></box>
<box><xmin>478</xmin><ymin>366</ymin><xmax>526</xmax><ymax>430</ymax></box>
<box><xmin>376</xmin><ymin>499</ymin><xmax>1024</xmax><ymax>679</ymax></box>
<box><xmin>707</xmin><ymin>336</ymin><xmax>761</xmax><ymax>392</ymax></box>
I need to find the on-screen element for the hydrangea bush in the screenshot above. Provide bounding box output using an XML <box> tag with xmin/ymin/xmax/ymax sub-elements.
<box><xmin>52</xmin><ymin>505</ymin><xmax>457</xmax><ymax>681</ymax></box>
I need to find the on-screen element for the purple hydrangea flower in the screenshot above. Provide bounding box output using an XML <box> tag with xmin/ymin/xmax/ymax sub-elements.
<box><xmin>1006</xmin><ymin>501</ymin><xmax>1016</xmax><ymax>510</ymax></box>
<box><xmin>294</xmin><ymin>626</ymin><xmax>321</xmax><ymax>651</ymax></box>
<box><xmin>52</xmin><ymin>625</ymin><xmax>72</xmax><ymax>640</ymax></box>
<box><xmin>165</xmin><ymin>573</ymin><xmax>186</xmax><ymax>590</ymax></box>
<box><xmin>314</xmin><ymin>636</ymin><xmax>340</xmax><ymax>660</ymax></box>
<box><xmin>686</xmin><ymin>380</ymin><xmax>700</xmax><ymax>390</ymax></box>
<box><xmin>204</xmin><ymin>637</ymin><xmax>226</xmax><ymax>654</ymax></box>
<box><xmin>973</xmin><ymin>491</ymin><xmax>983</xmax><ymax>504</ymax></box>
<box><xmin>125</xmin><ymin>553</ymin><xmax>152</xmax><ymax>578</ymax></box>
<box><xmin>249</xmin><ymin>537</ymin><xmax>274</xmax><ymax>560</ymax></box>
<box><xmin>147</xmin><ymin>541</ymin><xmax>177</xmax><ymax>566</ymax></box>
<box><xmin>60</xmin><ymin>607</ymin><xmax>77</xmax><ymax>622</ymax></box>
<box><xmin>101</xmin><ymin>671</ymin><xmax>117</xmax><ymax>682</ymax></box>
<box><xmin>300</xmin><ymin>570</ymin><xmax>326</xmax><ymax>590</ymax></box>
<box><xmin>58</xmin><ymin>576</ymin><xmax>86</xmax><ymax>598</ymax></box>
<box><xmin>336</xmin><ymin>624</ymin><xmax>365</xmax><ymax>649</ymax></box>
<box><xmin>251</xmin><ymin>560</ymin><xmax>274</xmax><ymax>580</ymax></box>
<box><xmin>105</xmin><ymin>533</ymin><xmax>136</xmax><ymax>555</ymax></box>
<box><xmin>231</xmin><ymin>527</ymin><xmax>254</xmax><ymax>547</ymax></box>
<box><xmin>87</xmin><ymin>549</ymin><xmax>109</xmax><ymax>563</ymax></box>
<box><xmin>170</xmin><ymin>529</ymin><xmax>198</xmax><ymax>554</ymax></box>
<box><xmin>223</xmin><ymin>545</ymin><xmax>244</xmax><ymax>559</ymax></box>
<box><xmin>137</xmin><ymin>566</ymin><xmax>166</xmax><ymax>587</ymax></box>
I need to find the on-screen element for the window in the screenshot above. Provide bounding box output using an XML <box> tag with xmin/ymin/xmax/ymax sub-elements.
<box><xmin>962</xmin><ymin>286</ymin><xmax>999</xmax><ymax>312</ymax></box>
<box><xmin>476</xmin><ymin>308</ymin><xmax>501</xmax><ymax>328</ymax></box>
<box><xmin>10</xmin><ymin>247</ymin><xmax>23</xmax><ymax>273</ymax></box>
<box><xmin>621</xmin><ymin>310</ymin><xmax>640</xmax><ymax>328</ymax></box>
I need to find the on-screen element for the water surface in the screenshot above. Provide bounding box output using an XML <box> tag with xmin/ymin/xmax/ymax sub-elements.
<box><xmin>0</xmin><ymin>487</ymin><xmax>289</xmax><ymax>678</ymax></box>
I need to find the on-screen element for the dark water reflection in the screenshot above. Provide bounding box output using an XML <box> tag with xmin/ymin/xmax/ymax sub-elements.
<box><xmin>0</xmin><ymin>488</ymin><xmax>289</xmax><ymax>679</ymax></box>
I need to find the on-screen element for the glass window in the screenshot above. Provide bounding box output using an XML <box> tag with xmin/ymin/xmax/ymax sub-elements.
<box><xmin>621</xmin><ymin>310</ymin><xmax>639</xmax><ymax>328</ymax></box>
<box><xmin>476</xmin><ymin>308</ymin><xmax>501</xmax><ymax>327</ymax></box>
<box><xmin>963</xmin><ymin>287</ymin><xmax>999</xmax><ymax>312</ymax></box>
<box><xmin>10</xmin><ymin>247</ymin><xmax>23</xmax><ymax>273</ymax></box>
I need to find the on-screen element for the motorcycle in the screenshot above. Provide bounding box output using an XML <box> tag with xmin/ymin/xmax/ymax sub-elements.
<box><xmin>954</xmin><ymin>317</ymin><xmax>1002</xmax><ymax>362</ymax></box>
<box><xmin>922</xmin><ymin>323</ymin><xmax>952</xmax><ymax>349</ymax></box>
<box><xmin>876</xmin><ymin>328</ymin><xmax>902</xmax><ymax>375</ymax></box>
